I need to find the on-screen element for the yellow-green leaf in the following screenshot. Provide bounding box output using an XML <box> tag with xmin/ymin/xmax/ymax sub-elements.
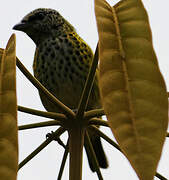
<box><xmin>95</xmin><ymin>0</ymin><xmax>168</xmax><ymax>179</ymax></box>
<box><xmin>0</xmin><ymin>34</ymin><xmax>18</xmax><ymax>180</ymax></box>
<box><xmin>0</xmin><ymin>48</ymin><xmax>3</xmax><ymax>70</ymax></box>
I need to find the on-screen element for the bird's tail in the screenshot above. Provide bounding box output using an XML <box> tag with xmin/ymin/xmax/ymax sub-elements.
<box><xmin>84</xmin><ymin>130</ymin><xmax>108</xmax><ymax>172</ymax></box>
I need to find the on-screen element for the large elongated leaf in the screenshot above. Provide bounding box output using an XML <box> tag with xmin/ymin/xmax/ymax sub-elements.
<box><xmin>95</xmin><ymin>0</ymin><xmax>168</xmax><ymax>179</ymax></box>
<box><xmin>0</xmin><ymin>34</ymin><xmax>18</xmax><ymax>180</ymax></box>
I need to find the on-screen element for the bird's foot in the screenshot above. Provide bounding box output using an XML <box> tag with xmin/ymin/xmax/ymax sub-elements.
<box><xmin>46</xmin><ymin>131</ymin><xmax>66</xmax><ymax>148</ymax></box>
<box><xmin>72</xmin><ymin>109</ymin><xmax>78</xmax><ymax>113</ymax></box>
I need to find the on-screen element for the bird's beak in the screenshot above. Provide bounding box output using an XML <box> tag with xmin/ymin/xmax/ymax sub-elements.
<box><xmin>13</xmin><ymin>22</ymin><xmax>28</xmax><ymax>32</ymax></box>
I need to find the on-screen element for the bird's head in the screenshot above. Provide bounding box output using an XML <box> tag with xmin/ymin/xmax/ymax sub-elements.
<box><xmin>13</xmin><ymin>8</ymin><xmax>74</xmax><ymax>44</ymax></box>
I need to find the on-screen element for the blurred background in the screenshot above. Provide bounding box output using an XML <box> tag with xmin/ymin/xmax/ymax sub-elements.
<box><xmin>1</xmin><ymin>0</ymin><xmax>169</xmax><ymax>179</ymax></box>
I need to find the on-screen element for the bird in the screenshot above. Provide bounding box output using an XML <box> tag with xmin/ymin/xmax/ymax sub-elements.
<box><xmin>13</xmin><ymin>8</ymin><xmax>108</xmax><ymax>171</ymax></box>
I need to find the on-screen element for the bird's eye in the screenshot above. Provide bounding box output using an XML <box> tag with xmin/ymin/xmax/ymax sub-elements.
<box><xmin>28</xmin><ymin>12</ymin><xmax>45</xmax><ymax>22</ymax></box>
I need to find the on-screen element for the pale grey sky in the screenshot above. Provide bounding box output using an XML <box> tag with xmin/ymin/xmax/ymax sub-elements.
<box><xmin>1</xmin><ymin>0</ymin><xmax>169</xmax><ymax>179</ymax></box>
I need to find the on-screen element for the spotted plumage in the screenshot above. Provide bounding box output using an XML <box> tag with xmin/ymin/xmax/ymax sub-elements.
<box><xmin>13</xmin><ymin>8</ymin><xmax>108</xmax><ymax>171</ymax></box>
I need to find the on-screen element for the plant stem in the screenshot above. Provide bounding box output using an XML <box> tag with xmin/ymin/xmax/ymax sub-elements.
<box><xmin>69</xmin><ymin>126</ymin><xmax>85</xmax><ymax>180</ymax></box>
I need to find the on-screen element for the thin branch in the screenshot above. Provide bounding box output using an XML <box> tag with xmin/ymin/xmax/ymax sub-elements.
<box><xmin>57</xmin><ymin>138</ymin><xmax>69</xmax><ymax>180</ymax></box>
<box><xmin>90</xmin><ymin>126</ymin><xmax>167</xmax><ymax>180</ymax></box>
<box><xmin>89</xmin><ymin>125</ymin><xmax>121</xmax><ymax>152</ymax></box>
<box><xmin>55</xmin><ymin>137</ymin><xmax>66</xmax><ymax>149</ymax></box>
<box><xmin>155</xmin><ymin>172</ymin><xmax>168</xmax><ymax>180</ymax></box>
<box><xmin>18</xmin><ymin>127</ymin><xmax>65</xmax><ymax>170</ymax></box>
<box><xmin>84</xmin><ymin>109</ymin><xmax>105</xmax><ymax>120</ymax></box>
<box><xmin>18</xmin><ymin>105</ymin><xmax>66</xmax><ymax>121</ymax></box>
<box><xmin>19</xmin><ymin>120</ymin><xmax>61</xmax><ymax>130</ymax></box>
<box><xmin>76</xmin><ymin>44</ymin><xmax>99</xmax><ymax>119</ymax></box>
<box><xmin>166</xmin><ymin>132</ymin><xmax>169</xmax><ymax>137</ymax></box>
<box><xmin>16</xmin><ymin>58</ymin><xmax>75</xmax><ymax>118</ymax></box>
<box><xmin>89</xmin><ymin>118</ymin><xmax>109</xmax><ymax>127</ymax></box>
<box><xmin>85</xmin><ymin>131</ymin><xmax>103</xmax><ymax>180</ymax></box>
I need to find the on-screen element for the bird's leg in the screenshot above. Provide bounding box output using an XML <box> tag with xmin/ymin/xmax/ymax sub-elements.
<box><xmin>72</xmin><ymin>109</ymin><xmax>78</xmax><ymax>113</ymax></box>
<box><xmin>46</xmin><ymin>131</ymin><xmax>66</xmax><ymax>148</ymax></box>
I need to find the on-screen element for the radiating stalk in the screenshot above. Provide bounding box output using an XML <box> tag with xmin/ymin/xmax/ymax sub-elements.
<box><xmin>85</xmin><ymin>131</ymin><xmax>103</xmax><ymax>180</ymax></box>
<box><xmin>84</xmin><ymin>109</ymin><xmax>105</xmax><ymax>120</ymax></box>
<box><xmin>57</xmin><ymin>139</ymin><xmax>69</xmax><ymax>180</ymax></box>
<box><xmin>18</xmin><ymin>105</ymin><xmax>66</xmax><ymax>121</ymax></box>
<box><xmin>89</xmin><ymin>125</ymin><xmax>121</xmax><ymax>152</ymax></box>
<box><xmin>155</xmin><ymin>172</ymin><xmax>168</xmax><ymax>180</ymax></box>
<box><xmin>19</xmin><ymin>120</ymin><xmax>60</xmax><ymax>130</ymax></box>
<box><xmin>90</xmin><ymin>126</ymin><xmax>167</xmax><ymax>179</ymax></box>
<box><xmin>89</xmin><ymin>118</ymin><xmax>109</xmax><ymax>127</ymax></box>
<box><xmin>18</xmin><ymin>127</ymin><xmax>65</xmax><ymax>169</ymax></box>
<box><xmin>76</xmin><ymin>45</ymin><xmax>99</xmax><ymax>119</ymax></box>
<box><xmin>16</xmin><ymin>58</ymin><xmax>75</xmax><ymax>118</ymax></box>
